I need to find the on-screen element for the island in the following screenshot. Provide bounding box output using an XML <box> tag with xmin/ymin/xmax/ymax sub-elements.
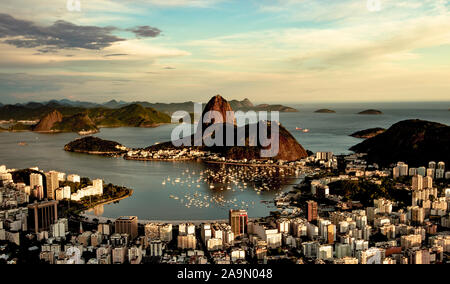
<box><xmin>64</xmin><ymin>136</ymin><xmax>129</xmax><ymax>157</ymax></box>
<box><xmin>315</xmin><ymin>109</ymin><xmax>336</xmax><ymax>114</ymax></box>
<box><xmin>358</xmin><ymin>109</ymin><xmax>383</xmax><ymax>115</ymax></box>
<box><xmin>350</xmin><ymin>128</ymin><xmax>386</xmax><ymax>139</ymax></box>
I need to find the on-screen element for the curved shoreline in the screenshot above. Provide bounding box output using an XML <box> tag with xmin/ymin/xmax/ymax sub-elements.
<box><xmin>80</xmin><ymin>189</ymin><xmax>134</xmax><ymax>214</ymax></box>
<box><xmin>81</xmin><ymin>214</ymin><xmax>262</xmax><ymax>226</ymax></box>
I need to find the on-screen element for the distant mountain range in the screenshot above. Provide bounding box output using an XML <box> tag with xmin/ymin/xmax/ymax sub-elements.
<box><xmin>5</xmin><ymin>103</ymin><xmax>172</xmax><ymax>133</ymax></box>
<box><xmin>0</xmin><ymin>98</ymin><xmax>297</xmax><ymax>121</ymax></box>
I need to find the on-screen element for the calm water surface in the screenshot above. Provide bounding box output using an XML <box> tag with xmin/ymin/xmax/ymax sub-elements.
<box><xmin>0</xmin><ymin>102</ymin><xmax>448</xmax><ymax>220</ymax></box>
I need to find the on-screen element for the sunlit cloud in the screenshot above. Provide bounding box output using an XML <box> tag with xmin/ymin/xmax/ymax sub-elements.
<box><xmin>0</xmin><ymin>0</ymin><xmax>449</xmax><ymax>103</ymax></box>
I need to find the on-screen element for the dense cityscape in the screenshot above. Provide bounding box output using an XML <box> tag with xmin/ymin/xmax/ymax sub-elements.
<box><xmin>1</xmin><ymin>0</ymin><xmax>450</xmax><ymax>272</ymax></box>
<box><xmin>1</xmin><ymin>151</ymin><xmax>449</xmax><ymax>264</ymax></box>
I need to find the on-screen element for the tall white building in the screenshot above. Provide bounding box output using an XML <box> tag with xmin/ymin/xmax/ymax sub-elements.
<box><xmin>93</xmin><ymin>179</ymin><xmax>103</xmax><ymax>196</ymax></box>
<box><xmin>30</xmin><ymin>173</ymin><xmax>43</xmax><ymax>189</ymax></box>
<box><xmin>149</xmin><ymin>240</ymin><xmax>163</xmax><ymax>257</ymax></box>
<box><xmin>423</xmin><ymin>176</ymin><xmax>433</xmax><ymax>189</ymax></box>
<box><xmin>393</xmin><ymin>162</ymin><xmax>408</xmax><ymax>178</ymax></box>
<box><xmin>67</xmin><ymin>174</ymin><xmax>81</xmax><ymax>183</ymax></box>
<box><xmin>412</xmin><ymin>175</ymin><xmax>423</xmax><ymax>191</ymax></box>
<box><xmin>427</xmin><ymin>168</ymin><xmax>435</xmax><ymax>178</ymax></box>
<box><xmin>318</xmin><ymin>245</ymin><xmax>333</xmax><ymax>260</ymax></box>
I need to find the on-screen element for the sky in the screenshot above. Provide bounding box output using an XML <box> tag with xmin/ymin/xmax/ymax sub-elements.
<box><xmin>0</xmin><ymin>0</ymin><xmax>449</xmax><ymax>104</ymax></box>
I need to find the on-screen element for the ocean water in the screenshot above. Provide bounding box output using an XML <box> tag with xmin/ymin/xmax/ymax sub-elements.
<box><xmin>0</xmin><ymin>102</ymin><xmax>448</xmax><ymax>220</ymax></box>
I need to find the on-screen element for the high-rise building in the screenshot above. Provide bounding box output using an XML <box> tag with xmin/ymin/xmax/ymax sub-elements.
<box><xmin>409</xmin><ymin>168</ymin><xmax>418</xmax><ymax>176</ymax></box>
<box><xmin>45</xmin><ymin>171</ymin><xmax>60</xmax><ymax>200</ymax></box>
<box><xmin>410</xmin><ymin>206</ymin><xmax>425</xmax><ymax>225</ymax></box>
<box><xmin>429</xmin><ymin>161</ymin><xmax>436</xmax><ymax>169</ymax></box>
<box><xmin>417</xmin><ymin>167</ymin><xmax>426</xmax><ymax>177</ymax></box>
<box><xmin>437</xmin><ymin>161</ymin><xmax>445</xmax><ymax>170</ymax></box>
<box><xmin>115</xmin><ymin>216</ymin><xmax>138</xmax><ymax>239</ymax></box>
<box><xmin>435</xmin><ymin>169</ymin><xmax>445</xmax><ymax>179</ymax></box>
<box><xmin>423</xmin><ymin>176</ymin><xmax>433</xmax><ymax>189</ymax></box>
<box><xmin>394</xmin><ymin>162</ymin><xmax>408</xmax><ymax>178</ymax></box>
<box><xmin>159</xmin><ymin>224</ymin><xmax>173</xmax><ymax>243</ymax></box>
<box><xmin>177</xmin><ymin>234</ymin><xmax>196</xmax><ymax>250</ymax></box>
<box><xmin>30</xmin><ymin>173</ymin><xmax>43</xmax><ymax>190</ymax></box>
<box><xmin>149</xmin><ymin>240</ymin><xmax>163</xmax><ymax>257</ymax></box>
<box><xmin>307</xmin><ymin>201</ymin><xmax>318</xmax><ymax>222</ymax></box>
<box><xmin>32</xmin><ymin>186</ymin><xmax>45</xmax><ymax>200</ymax></box>
<box><xmin>327</xmin><ymin>224</ymin><xmax>336</xmax><ymax>244</ymax></box>
<box><xmin>412</xmin><ymin>175</ymin><xmax>423</xmax><ymax>191</ymax></box>
<box><xmin>93</xmin><ymin>179</ymin><xmax>103</xmax><ymax>195</ymax></box>
<box><xmin>229</xmin><ymin>210</ymin><xmax>248</xmax><ymax>238</ymax></box>
<box><xmin>67</xmin><ymin>174</ymin><xmax>81</xmax><ymax>183</ymax></box>
<box><xmin>27</xmin><ymin>200</ymin><xmax>59</xmax><ymax>233</ymax></box>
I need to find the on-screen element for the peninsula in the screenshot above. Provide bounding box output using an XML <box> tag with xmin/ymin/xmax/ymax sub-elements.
<box><xmin>350</xmin><ymin>128</ymin><xmax>386</xmax><ymax>139</ymax></box>
<box><xmin>350</xmin><ymin>119</ymin><xmax>450</xmax><ymax>166</ymax></box>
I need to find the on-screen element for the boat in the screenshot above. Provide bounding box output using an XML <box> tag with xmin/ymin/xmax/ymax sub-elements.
<box><xmin>302</xmin><ymin>129</ymin><xmax>310</xmax><ymax>133</ymax></box>
<box><xmin>296</xmin><ymin>127</ymin><xmax>302</xmax><ymax>131</ymax></box>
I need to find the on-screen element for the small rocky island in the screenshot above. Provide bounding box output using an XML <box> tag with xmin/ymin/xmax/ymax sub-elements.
<box><xmin>358</xmin><ymin>109</ymin><xmax>383</xmax><ymax>115</ymax></box>
<box><xmin>64</xmin><ymin>136</ymin><xmax>129</xmax><ymax>157</ymax></box>
<box><xmin>350</xmin><ymin>128</ymin><xmax>386</xmax><ymax>139</ymax></box>
<box><xmin>315</xmin><ymin>109</ymin><xmax>336</xmax><ymax>114</ymax></box>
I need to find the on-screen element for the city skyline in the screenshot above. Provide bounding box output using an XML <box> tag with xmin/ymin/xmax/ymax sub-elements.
<box><xmin>1</xmin><ymin>0</ymin><xmax>450</xmax><ymax>104</ymax></box>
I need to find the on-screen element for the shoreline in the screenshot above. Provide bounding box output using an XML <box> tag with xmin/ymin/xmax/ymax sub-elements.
<box><xmin>70</xmin><ymin>189</ymin><xmax>134</xmax><ymax>216</ymax></box>
<box><xmin>86</xmin><ymin>189</ymin><xmax>134</xmax><ymax>208</ymax></box>
<box><xmin>203</xmin><ymin>160</ymin><xmax>302</xmax><ymax>168</ymax></box>
<box><xmin>124</xmin><ymin>156</ymin><xmax>198</xmax><ymax>162</ymax></box>
<box><xmin>0</xmin><ymin>123</ymin><xmax>172</xmax><ymax>135</ymax></box>
<box><xmin>81</xmin><ymin>214</ymin><xmax>261</xmax><ymax>226</ymax></box>
<box><xmin>66</xmin><ymin>149</ymin><xmax>125</xmax><ymax>157</ymax></box>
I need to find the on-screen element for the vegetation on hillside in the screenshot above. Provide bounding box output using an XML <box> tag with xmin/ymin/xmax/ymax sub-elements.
<box><xmin>64</xmin><ymin>136</ymin><xmax>127</xmax><ymax>154</ymax></box>
<box><xmin>328</xmin><ymin>178</ymin><xmax>410</xmax><ymax>206</ymax></box>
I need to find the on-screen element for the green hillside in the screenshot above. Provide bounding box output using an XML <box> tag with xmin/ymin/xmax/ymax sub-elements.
<box><xmin>52</xmin><ymin>113</ymin><xmax>99</xmax><ymax>132</ymax></box>
<box><xmin>90</xmin><ymin>104</ymin><xmax>171</xmax><ymax>127</ymax></box>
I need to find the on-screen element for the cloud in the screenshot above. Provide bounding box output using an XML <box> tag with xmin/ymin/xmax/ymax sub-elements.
<box><xmin>133</xmin><ymin>0</ymin><xmax>224</xmax><ymax>8</ymax></box>
<box><xmin>0</xmin><ymin>13</ymin><xmax>125</xmax><ymax>51</ymax></box>
<box><xmin>103</xmin><ymin>53</ymin><xmax>129</xmax><ymax>57</ymax></box>
<box><xmin>127</xmin><ymin>26</ymin><xmax>162</xmax><ymax>38</ymax></box>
